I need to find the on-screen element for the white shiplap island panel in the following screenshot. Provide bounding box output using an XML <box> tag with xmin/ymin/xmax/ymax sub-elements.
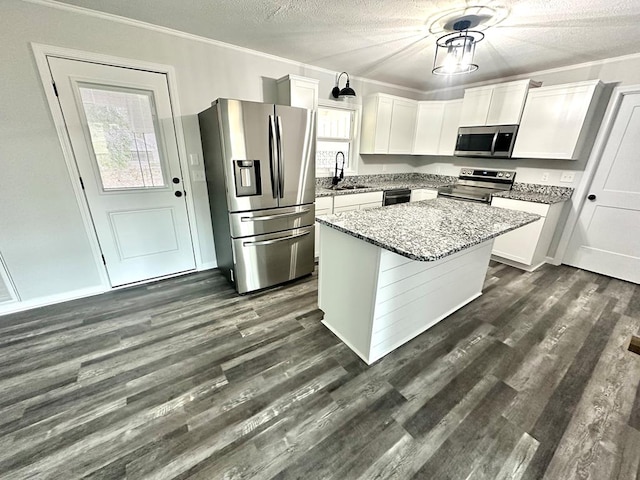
<box><xmin>317</xmin><ymin>198</ymin><xmax>540</xmax><ymax>364</ymax></box>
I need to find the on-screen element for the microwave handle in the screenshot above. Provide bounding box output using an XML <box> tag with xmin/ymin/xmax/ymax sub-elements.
<box><xmin>490</xmin><ymin>129</ymin><xmax>499</xmax><ymax>155</ymax></box>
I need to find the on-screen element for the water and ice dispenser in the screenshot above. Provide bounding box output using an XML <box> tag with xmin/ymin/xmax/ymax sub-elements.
<box><xmin>233</xmin><ymin>160</ymin><xmax>261</xmax><ymax>196</ymax></box>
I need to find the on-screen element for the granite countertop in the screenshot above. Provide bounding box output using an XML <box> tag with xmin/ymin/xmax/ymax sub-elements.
<box><xmin>316</xmin><ymin>176</ymin><xmax>574</xmax><ymax>205</ymax></box>
<box><xmin>316</xmin><ymin>198</ymin><xmax>540</xmax><ymax>262</ymax></box>
<box><xmin>315</xmin><ymin>173</ymin><xmax>456</xmax><ymax>198</ymax></box>
<box><xmin>491</xmin><ymin>183</ymin><xmax>574</xmax><ymax>204</ymax></box>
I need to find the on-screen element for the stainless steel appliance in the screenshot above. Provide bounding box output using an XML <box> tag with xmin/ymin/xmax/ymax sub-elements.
<box><xmin>199</xmin><ymin>99</ymin><xmax>316</xmax><ymax>293</ymax></box>
<box><xmin>454</xmin><ymin>125</ymin><xmax>519</xmax><ymax>158</ymax></box>
<box><xmin>438</xmin><ymin>168</ymin><xmax>516</xmax><ymax>203</ymax></box>
<box><xmin>383</xmin><ymin>189</ymin><xmax>411</xmax><ymax>206</ymax></box>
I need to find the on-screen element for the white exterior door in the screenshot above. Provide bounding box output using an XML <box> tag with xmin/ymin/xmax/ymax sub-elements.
<box><xmin>564</xmin><ymin>91</ymin><xmax>640</xmax><ymax>283</ymax></box>
<box><xmin>48</xmin><ymin>57</ymin><xmax>195</xmax><ymax>287</ymax></box>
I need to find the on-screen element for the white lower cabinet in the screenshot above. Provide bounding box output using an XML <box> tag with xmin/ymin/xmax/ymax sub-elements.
<box><xmin>315</xmin><ymin>196</ymin><xmax>334</xmax><ymax>258</ymax></box>
<box><xmin>490</xmin><ymin>197</ymin><xmax>564</xmax><ymax>271</ymax></box>
<box><xmin>332</xmin><ymin>191</ymin><xmax>384</xmax><ymax>212</ymax></box>
<box><xmin>410</xmin><ymin>189</ymin><xmax>438</xmax><ymax>202</ymax></box>
<box><xmin>315</xmin><ymin>192</ymin><xmax>383</xmax><ymax>257</ymax></box>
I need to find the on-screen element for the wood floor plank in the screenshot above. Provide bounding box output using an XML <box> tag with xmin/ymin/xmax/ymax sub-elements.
<box><xmin>0</xmin><ymin>265</ymin><xmax>638</xmax><ymax>479</ymax></box>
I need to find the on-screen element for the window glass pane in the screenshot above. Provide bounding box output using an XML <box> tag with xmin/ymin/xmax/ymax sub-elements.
<box><xmin>79</xmin><ymin>85</ymin><xmax>166</xmax><ymax>190</ymax></box>
<box><xmin>317</xmin><ymin>107</ymin><xmax>352</xmax><ymax>140</ymax></box>
<box><xmin>317</xmin><ymin>140</ymin><xmax>350</xmax><ymax>170</ymax></box>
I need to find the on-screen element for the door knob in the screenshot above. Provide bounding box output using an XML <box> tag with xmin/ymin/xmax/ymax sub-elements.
<box><xmin>175</xmin><ymin>191</ymin><xmax>183</xmax><ymax>197</ymax></box>
<box><xmin>587</xmin><ymin>194</ymin><xmax>596</xmax><ymax>201</ymax></box>
<box><xmin>172</xmin><ymin>177</ymin><xmax>180</xmax><ymax>184</ymax></box>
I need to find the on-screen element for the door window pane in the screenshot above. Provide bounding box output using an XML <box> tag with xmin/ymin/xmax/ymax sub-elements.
<box><xmin>79</xmin><ymin>85</ymin><xmax>167</xmax><ymax>190</ymax></box>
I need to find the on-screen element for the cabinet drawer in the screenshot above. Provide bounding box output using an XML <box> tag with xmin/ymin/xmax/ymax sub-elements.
<box><xmin>491</xmin><ymin>197</ymin><xmax>549</xmax><ymax>217</ymax></box>
<box><xmin>333</xmin><ymin>191</ymin><xmax>384</xmax><ymax>208</ymax></box>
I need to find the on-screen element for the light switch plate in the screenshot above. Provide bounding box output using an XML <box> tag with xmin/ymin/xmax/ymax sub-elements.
<box><xmin>560</xmin><ymin>171</ymin><xmax>575</xmax><ymax>183</ymax></box>
<box><xmin>189</xmin><ymin>153</ymin><xmax>199</xmax><ymax>166</ymax></box>
<box><xmin>541</xmin><ymin>172</ymin><xmax>549</xmax><ymax>182</ymax></box>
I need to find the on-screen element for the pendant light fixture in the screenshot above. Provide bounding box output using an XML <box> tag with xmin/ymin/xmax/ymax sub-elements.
<box><xmin>331</xmin><ymin>72</ymin><xmax>356</xmax><ymax>98</ymax></box>
<box><xmin>432</xmin><ymin>19</ymin><xmax>484</xmax><ymax>76</ymax></box>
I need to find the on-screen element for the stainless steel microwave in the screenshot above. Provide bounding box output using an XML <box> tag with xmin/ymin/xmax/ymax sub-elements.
<box><xmin>454</xmin><ymin>125</ymin><xmax>519</xmax><ymax>158</ymax></box>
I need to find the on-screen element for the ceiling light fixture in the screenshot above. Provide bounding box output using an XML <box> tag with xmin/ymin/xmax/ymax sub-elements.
<box><xmin>432</xmin><ymin>19</ymin><xmax>484</xmax><ymax>76</ymax></box>
<box><xmin>331</xmin><ymin>72</ymin><xmax>356</xmax><ymax>98</ymax></box>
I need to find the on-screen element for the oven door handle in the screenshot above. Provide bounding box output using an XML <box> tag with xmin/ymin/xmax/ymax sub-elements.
<box><xmin>490</xmin><ymin>129</ymin><xmax>499</xmax><ymax>156</ymax></box>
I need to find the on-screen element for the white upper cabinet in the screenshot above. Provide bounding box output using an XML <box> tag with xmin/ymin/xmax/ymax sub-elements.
<box><xmin>413</xmin><ymin>102</ymin><xmax>445</xmax><ymax>155</ymax></box>
<box><xmin>361</xmin><ymin>94</ymin><xmax>417</xmax><ymax>154</ymax></box>
<box><xmin>412</xmin><ymin>99</ymin><xmax>462</xmax><ymax>156</ymax></box>
<box><xmin>438</xmin><ymin>99</ymin><xmax>463</xmax><ymax>155</ymax></box>
<box><xmin>512</xmin><ymin>80</ymin><xmax>604</xmax><ymax>160</ymax></box>
<box><xmin>459</xmin><ymin>79</ymin><xmax>540</xmax><ymax>127</ymax></box>
<box><xmin>276</xmin><ymin>74</ymin><xmax>319</xmax><ymax>110</ymax></box>
<box><xmin>388</xmin><ymin>98</ymin><xmax>418</xmax><ymax>154</ymax></box>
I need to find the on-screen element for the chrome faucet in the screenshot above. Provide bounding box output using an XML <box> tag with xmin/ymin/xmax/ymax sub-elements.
<box><xmin>332</xmin><ymin>151</ymin><xmax>345</xmax><ymax>186</ymax></box>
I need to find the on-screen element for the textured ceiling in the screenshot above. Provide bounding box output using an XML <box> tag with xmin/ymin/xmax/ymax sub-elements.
<box><xmin>52</xmin><ymin>0</ymin><xmax>640</xmax><ymax>91</ymax></box>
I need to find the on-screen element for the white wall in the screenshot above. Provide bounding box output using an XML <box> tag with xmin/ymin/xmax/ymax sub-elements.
<box><xmin>0</xmin><ymin>0</ymin><xmax>424</xmax><ymax>310</ymax></box>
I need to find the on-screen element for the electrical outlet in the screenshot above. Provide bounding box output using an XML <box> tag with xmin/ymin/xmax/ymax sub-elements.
<box><xmin>560</xmin><ymin>171</ymin><xmax>575</xmax><ymax>183</ymax></box>
<box><xmin>189</xmin><ymin>153</ymin><xmax>199</xmax><ymax>166</ymax></box>
<box><xmin>192</xmin><ymin>170</ymin><xmax>206</xmax><ymax>182</ymax></box>
<box><xmin>541</xmin><ymin>172</ymin><xmax>549</xmax><ymax>182</ymax></box>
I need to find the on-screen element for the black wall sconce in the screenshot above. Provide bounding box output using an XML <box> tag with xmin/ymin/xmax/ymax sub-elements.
<box><xmin>331</xmin><ymin>72</ymin><xmax>356</xmax><ymax>98</ymax></box>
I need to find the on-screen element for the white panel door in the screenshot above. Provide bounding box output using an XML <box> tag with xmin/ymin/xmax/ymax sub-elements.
<box><xmin>564</xmin><ymin>92</ymin><xmax>640</xmax><ymax>283</ymax></box>
<box><xmin>48</xmin><ymin>57</ymin><xmax>195</xmax><ymax>287</ymax></box>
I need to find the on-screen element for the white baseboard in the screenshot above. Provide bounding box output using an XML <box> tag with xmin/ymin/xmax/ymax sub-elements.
<box><xmin>0</xmin><ymin>286</ymin><xmax>107</xmax><ymax>317</ymax></box>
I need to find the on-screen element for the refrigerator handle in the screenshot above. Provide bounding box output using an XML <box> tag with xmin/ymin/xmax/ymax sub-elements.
<box><xmin>268</xmin><ymin>115</ymin><xmax>278</xmax><ymax>199</ymax></box>
<box><xmin>242</xmin><ymin>230</ymin><xmax>310</xmax><ymax>247</ymax></box>
<box><xmin>276</xmin><ymin>115</ymin><xmax>284</xmax><ymax>198</ymax></box>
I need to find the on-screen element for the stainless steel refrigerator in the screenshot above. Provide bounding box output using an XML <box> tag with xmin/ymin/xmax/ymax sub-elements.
<box><xmin>198</xmin><ymin>98</ymin><xmax>316</xmax><ymax>294</ymax></box>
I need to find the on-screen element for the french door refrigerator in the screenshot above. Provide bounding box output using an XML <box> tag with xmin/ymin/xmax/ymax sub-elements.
<box><xmin>199</xmin><ymin>98</ymin><xmax>316</xmax><ymax>293</ymax></box>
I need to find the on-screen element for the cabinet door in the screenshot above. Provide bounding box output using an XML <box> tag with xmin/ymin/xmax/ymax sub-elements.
<box><xmin>512</xmin><ymin>82</ymin><xmax>600</xmax><ymax>159</ymax></box>
<box><xmin>413</xmin><ymin>102</ymin><xmax>445</xmax><ymax>155</ymax></box>
<box><xmin>276</xmin><ymin>75</ymin><xmax>319</xmax><ymax>110</ymax></box>
<box><xmin>438</xmin><ymin>100</ymin><xmax>463</xmax><ymax>155</ymax></box>
<box><xmin>459</xmin><ymin>87</ymin><xmax>492</xmax><ymax>126</ymax></box>
<box><xmin>492</xmin><ymin>220</ymin><xmax>545</xmax><ymax>264</ymax></box>
<box><xmin>359</xmin><ymin>201</ymin><xmax>382</xmax><ymax>210</ymax></box>
<box><xmin>360</xmin><ymin>95</ymin><xmax>393</xmax><ymax>154</ymax></box>
<box><xmin>410</xmin><ymin>189</ymin><xmax>438</xmax><ymax>202</ymax></box>
<box><xmin>486</xmin><ymin>82</ymin><xmax>529</xmax><ymax>125</ymax></box>
<box><xmin>388</xmin><ymin>99</ymin><xmax>418</xmax><ymax>154</ymax></box>
<box><xmin>491</xmin><ymin>197</ymin><xmax>549</xmax><ymax>265</ymax></box>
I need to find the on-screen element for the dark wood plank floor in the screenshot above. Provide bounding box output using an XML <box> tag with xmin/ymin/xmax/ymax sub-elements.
<box><xmin>0</xmin><ymin>262</ymin><xmax>639</xmax><ymax>479</ymax></box>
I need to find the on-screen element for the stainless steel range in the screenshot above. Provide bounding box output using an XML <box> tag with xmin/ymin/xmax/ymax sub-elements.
<box><xmin>438</xmin><ymin>168</ymin><xmax>516</xmax><ymax>203</ymax></box>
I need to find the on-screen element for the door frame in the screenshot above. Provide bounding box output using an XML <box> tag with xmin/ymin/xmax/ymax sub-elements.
<box><xmin>555</xmin><ymin>84</ymin><xmax>640</xmax><ymax>264</ymax></box>
<box><xmin>31</xmin><ymin>43</ymin><xmax>203</xmax><ymax>290</ymax></box>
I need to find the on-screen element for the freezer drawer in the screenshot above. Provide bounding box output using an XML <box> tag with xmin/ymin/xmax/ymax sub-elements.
<box><xmin>231</xmin><ymin>226</ymin><xmax>314</xmax><ymax>293</ymax></box>
<box><xmin>229</xmin><ymin>204</ymin><xmax>315</xmax><ymax>238</ymax></box>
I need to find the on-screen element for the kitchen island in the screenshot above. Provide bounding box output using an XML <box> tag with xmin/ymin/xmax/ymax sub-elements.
<box><xmin>316</xmin><ymin>198</ymin><xmax>540</xmax><ymax>364</ymax></box>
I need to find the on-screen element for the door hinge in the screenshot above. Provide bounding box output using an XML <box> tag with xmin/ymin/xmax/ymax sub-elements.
<box><xmin>79</xmin><ymin>177</ymin><xmax>85</xmax><ymax>190</ymax></box>
<box><xmin>52</xmin><ymin>82</ymin><xmax>59</xmax><ymax>97</ymax></box>
<box><xmin>101</xmin><ymin>254</ymin><xmax>106</xmax><ymax>265</ymax></box>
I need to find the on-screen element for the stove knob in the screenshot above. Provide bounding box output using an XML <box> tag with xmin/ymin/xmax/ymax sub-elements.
<box><xmin>498</xmin><ymin>172</ymin><xmax>503</xmax><ymax>177</ymax></box>
<box><xmin>505</xmin><ymin>173</ymin><xmax>511</xmax><ymax>178</ymax></box>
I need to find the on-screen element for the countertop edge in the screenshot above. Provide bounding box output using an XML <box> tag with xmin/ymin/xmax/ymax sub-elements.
<box><xmin>316</xmin><ymin>212</ymin><xmax>541</xmax><ymax>262</ymax></box>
